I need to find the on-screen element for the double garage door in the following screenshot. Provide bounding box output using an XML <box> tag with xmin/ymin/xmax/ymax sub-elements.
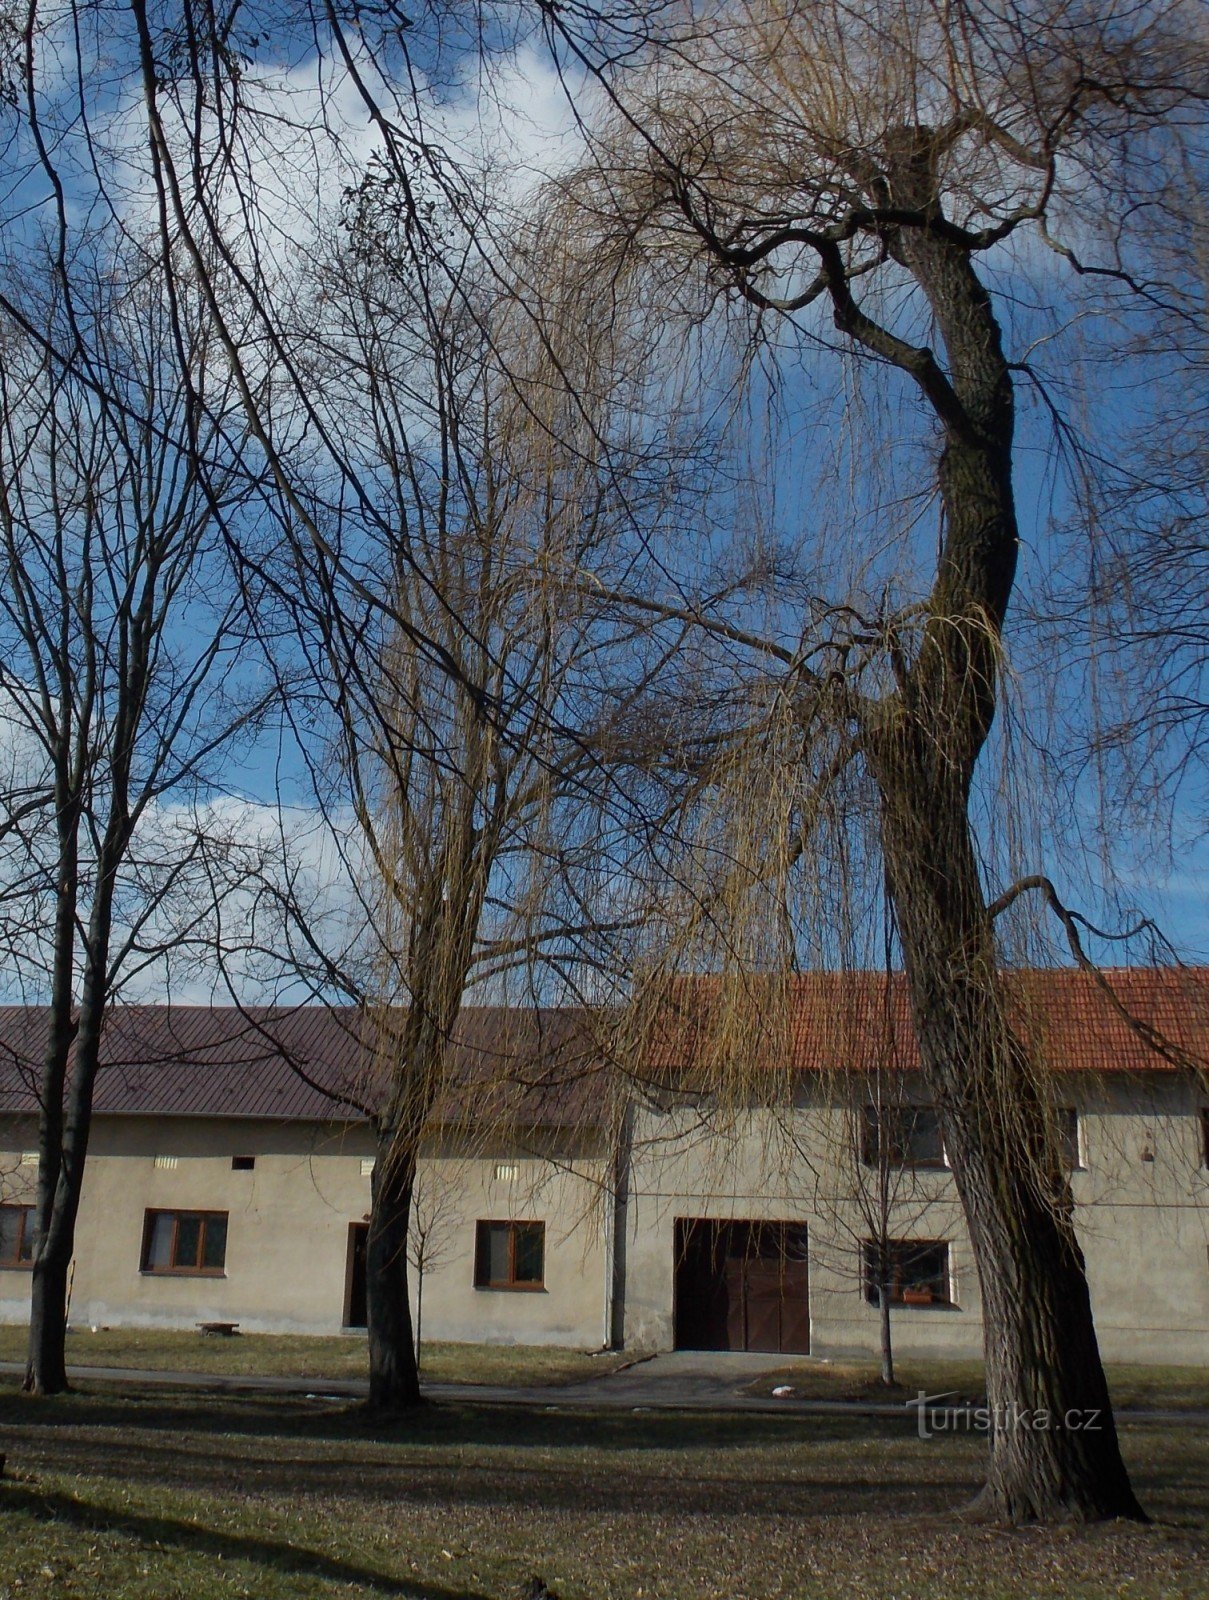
<box><xmin>673</xmin><ymin>1218</ymin><xmax>810</xmax><ymax>1354</ymax></box>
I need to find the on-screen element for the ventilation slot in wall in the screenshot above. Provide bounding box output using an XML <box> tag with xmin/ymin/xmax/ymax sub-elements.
<box><xmin>360</xmin><ymin>1158</ymin><xmax>375</xmax><ymax>1178</ymax></box>
<box><xmin>153</xmin><ymin>1155</ymin><xmax>178</xmax><ymax>1171</ymax></box>
<box><xmin>494</xmin><ymin>1163</ymin><xmax>519</xmax><ymax>1182</ymax></box>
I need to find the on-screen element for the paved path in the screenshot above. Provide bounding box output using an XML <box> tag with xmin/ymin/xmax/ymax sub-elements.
<box><xmin>1</xmin><ymin>1351</ymin><xmax>1204</xmax><ymax>1423</ymax></box>
<box><xmin>0</xmin><ymin>1350</ymin><xmax>838</xmax><ymax>1412</ymax></box>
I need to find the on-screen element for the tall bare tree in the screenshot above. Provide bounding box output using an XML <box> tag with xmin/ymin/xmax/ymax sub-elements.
<box><xmin>0</xmin><ymin>263</ymin><xmax>269</xmax><ymax>1393</ymax></box>
<box><xmin>226</xmin><ymin>188</ymin><xmax>693</xmax><ymax>1409</ymax></box>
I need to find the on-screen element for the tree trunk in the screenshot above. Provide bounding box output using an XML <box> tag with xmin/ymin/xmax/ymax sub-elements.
<box><xmin>414</xmin><ymin>1263</ymin><xmax>424</xmax><ymax>1372</ymax></box>
<box><xmin>845</xmin><ymin>146</ymin><xmax>1143</xmax><ymax>1520</ymax></box>
<box><xmin>366</xmin><ymin>1128</ymin><xmax>423</xmax><ymax>1412</ymax></box>
<box><xmin>23</xmin><ymin>820</ymin><xmax>79</xmax><ymax>1395</ymax></box>
<box><xmin>25</xmin><ymin>940</ymin><xmax>111</xmax><ymax>1396</ymax></box>
<box><xmin>874</xmin><ymin>759</ymin><xmax>1143</xmax><ymax>1521</ymax></box>
<box><xmin>878</xmin><ymin>1282</ymin><xmax>894</xmax><ymax>1388</ymax></box>
<box><xmin>24</xmin><ymin>1234</ymin><xmax>72</xmax><ymax>1395</ymax></box>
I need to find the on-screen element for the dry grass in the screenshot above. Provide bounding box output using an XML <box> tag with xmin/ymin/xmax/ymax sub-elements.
<box><xmin>0</xmin><ymin>1381</ymin><xmax>1205</xmax><ymax>1599</ymax></box>
<box><xmin>0</xmin><ymin>1326</ymin><xmax>630</xmax><ymax>1386</ymax></box>
<box><xmin>742</xmin><ymin>1359</ymin><xmax>1209</xmax><ymax>1411</ymax></box>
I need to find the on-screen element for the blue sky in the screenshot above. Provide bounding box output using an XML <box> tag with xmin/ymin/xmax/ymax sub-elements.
<box><xmin>0</xmin><ymin>7</ymin><xmax>1204</xmax><ymax>1003</ymax></box>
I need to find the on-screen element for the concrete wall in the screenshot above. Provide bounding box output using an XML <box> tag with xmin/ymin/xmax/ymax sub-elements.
<box><xmin>2</xmin><ymin>1070</ymin><xmax>1206</xmax><ymax>1363</ymax></box>
<box><xmin>621</xmin><ymin>1073</ymin><xmax>1209</xmax><ymax>1366</ymax></box>
<box><xmin>0</xmin><ymin>1115</ymin><xmax>611</xmax><ymax>1347</ymax></box>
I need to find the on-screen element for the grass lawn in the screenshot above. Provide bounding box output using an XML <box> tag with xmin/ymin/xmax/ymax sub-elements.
<box><xmin>0</xmin><ymin>1326</ymin><xmax>631</xmax><ymax>1387</ymax></box>
<box><xmin>743</xmin><ymin>1358</ymin><xmax>1209</xmax><ymax>1412</ymax></box>
<box><xmin>0</xmin><ymin>1381</ymin><xmax>1205</xmax><ymax>1599</ymax></box>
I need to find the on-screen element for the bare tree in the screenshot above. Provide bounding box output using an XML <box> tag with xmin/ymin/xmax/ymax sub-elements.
<box><xmin>223</xmin><ymin>187</ymin><xmax>685</xmax><ymax>1410</ymax></box>
<box><xmin>810</xmin><ymin>1067</ymin><xmax>943</xmax><ymax>1390</ymax></box>
<box><xmin>0</xmin><ymin>262</ymin><xmax>270</xmax><ymax>1394</ymax></box>
<box><xmin>407</xmin><ymin>1164</ymin><xmax>464</xmax><ymax>1372</ymax></box>
<box><xmin>525</xmin><ymin>0</ymin><xmax>1207</xmax><ymax>1521</ymax></box>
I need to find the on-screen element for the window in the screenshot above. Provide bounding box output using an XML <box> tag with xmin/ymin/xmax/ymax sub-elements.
<box><xmin>861</xmin><ymin>1104</ymin><xmax>946</xmax><ymax>1168</ymax></box>
<box><xmin>474</xmin><ymin>1221</ymin><xmax>545</xmax><ymax>1290</ymax></box>
<box><xmin>0</xmin><ymin>1204</ymin><xmax>34</xmax><ymax>1268</ymax></box>
<box><xmin>863</xmin><ymin>1239</ymin><xmax>953</xmax><ymax>1306</ymax></box>
<box><xmin>141</xmin><ymin>1210</ymin><xmax>228</xmax><ymax>1275</ymax></box>
<box><xmin>231</xmin><ymin>1155</ymin><xmax>255</xmax><ymax>1171</ymax></box>
<box><xmin>1056</xmin><ymin>1108</ymin><xmax>1082</xmax><ymax>1170</ymax></box>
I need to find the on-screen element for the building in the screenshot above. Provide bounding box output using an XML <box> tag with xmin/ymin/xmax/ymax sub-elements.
<box><xmin>1</xmin><ymin>970</ymin><xmax>1207</xmax><ymax>1365</ymax></box>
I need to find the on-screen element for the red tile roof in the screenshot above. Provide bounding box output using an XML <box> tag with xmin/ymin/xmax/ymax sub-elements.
<box><xmin>643</xmin><ymin>966</ymin><xmax>1209</xmax><ymax>1082</ymax></box>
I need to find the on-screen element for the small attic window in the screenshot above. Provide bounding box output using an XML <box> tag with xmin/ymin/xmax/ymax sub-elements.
<box><xmin>231</xmin><ymin>1155</ymin><xmax>255</xmax><ymax>1171</ymax></box>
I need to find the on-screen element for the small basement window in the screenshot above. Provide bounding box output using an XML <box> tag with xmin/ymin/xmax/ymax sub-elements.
<box><xmin>0</xmin><ymin>1204</ymin><xmax>35</xmax><ymax>1269</ymax></box>
<box><xmin>231</xmin><ymin>1155</ymin><xmax>255</xmax><ymax>1171</ymax></box>
<box><xmin>863</xmin><ymin>1239</ymin><xmax>953</xmax><ymax>1307</ymax></box>
<box><xmin>474</xmin><ymin>1220</ymin><xmax>545</xmax><ymax>1290</ymax></box>
<box><xmin>141</xmin><ymin>1210</ymin><xmax>228</xmax><ymax>1276</ymax></box>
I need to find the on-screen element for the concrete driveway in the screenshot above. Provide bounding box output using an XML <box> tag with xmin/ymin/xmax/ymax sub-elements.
<box><xmin>536</xmin><ymin>1350</ymin><xmax>817</xmax><ymax>1409</ymax></box>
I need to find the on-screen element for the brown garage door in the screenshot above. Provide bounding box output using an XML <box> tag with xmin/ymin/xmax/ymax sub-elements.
<box><xmin>673</xmin><ymin>1219</ymin><xmax>810</xmax><ymax>1353</ymax></box>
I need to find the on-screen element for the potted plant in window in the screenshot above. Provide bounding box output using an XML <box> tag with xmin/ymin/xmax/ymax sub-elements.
<box><xmin>901</xmin><ymin>1286</ymin><xmax>934</xmax><ymax>1305</ymax></box>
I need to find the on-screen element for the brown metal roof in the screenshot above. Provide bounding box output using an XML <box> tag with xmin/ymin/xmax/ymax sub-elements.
<box><xmin>0</xmin><ymin>1004</ymin><xmax>607</xmax><ymax>1127</ymax></box>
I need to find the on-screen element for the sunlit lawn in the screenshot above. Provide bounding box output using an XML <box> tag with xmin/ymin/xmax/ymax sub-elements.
<box><xmin>0</xmin><ymin>1326</ymin><xmax>629</xmax><ymax>1387</ymax></box>
<box><xmin>743</xmin><ymin>1358</ymin><xmax>1209</xmax><ymax>1412</ymax></box>
<box><xmin>0</xmin><ymin>1382</ymin><xmax>1205</xmax><ymax>1599</ymax></box>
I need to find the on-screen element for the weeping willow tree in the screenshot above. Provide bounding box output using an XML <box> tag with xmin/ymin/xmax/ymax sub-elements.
<box><xmin>522</xmin><ymin>0</ymin><xmax>1207</xmax><ymax>1522</ymax></box>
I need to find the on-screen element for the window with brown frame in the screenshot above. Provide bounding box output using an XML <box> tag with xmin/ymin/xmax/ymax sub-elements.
<box><xmin>0</xmin><ymin>1204</ymin><xmax>34</xmax><ymax>1268</ymax></box>
<box><xmin>862</xmin><ymin>1239</ymin><xmax>953</xmax><ymax>1306</ymax></box>
<box><xmin>140</xmin><ymin>1210</ymin><xmax>228</xmax><ymax>1275</ymax></box>
<box><xmin>473</xmin><ymin>1220</ymin><xmax>545</xmax><ymax>1290</ymax></box>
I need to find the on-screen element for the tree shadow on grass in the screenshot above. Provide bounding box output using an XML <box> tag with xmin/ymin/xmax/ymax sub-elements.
<box><xmin>0</xmin><ymin>1479</ymin><xmax>495</xmax><ymax>1600</ymax></box>
<box><xmin>0</xmin><ymin>1382</ymin><xmax>914</xmax><ymax>1454</ymax></box>
<box><xmin>0</xmin><ymin>1404</ymin><xmax>985</xmax><ymax>1521</ymax></box>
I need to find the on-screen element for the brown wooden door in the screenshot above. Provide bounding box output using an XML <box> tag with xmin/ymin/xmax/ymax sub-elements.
<box><xmin>344</xmin><ymin>1223</ymin><xmax>368</xmax><ymax>1328</ymax></box>
<box><xmin>777</xmin><ymin>1224</ymin><xmax>811</xmax><ymax>1354</ymax></box>
<box><xmin>673</xmin><ymin>1218</ymin><xmax>730</xmax><ymax>1349</ymax></box>
<box><xmin>673</xmin><ymin>1219</ymin><xmax>810</xmax><ymax>1353</ymax></box>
